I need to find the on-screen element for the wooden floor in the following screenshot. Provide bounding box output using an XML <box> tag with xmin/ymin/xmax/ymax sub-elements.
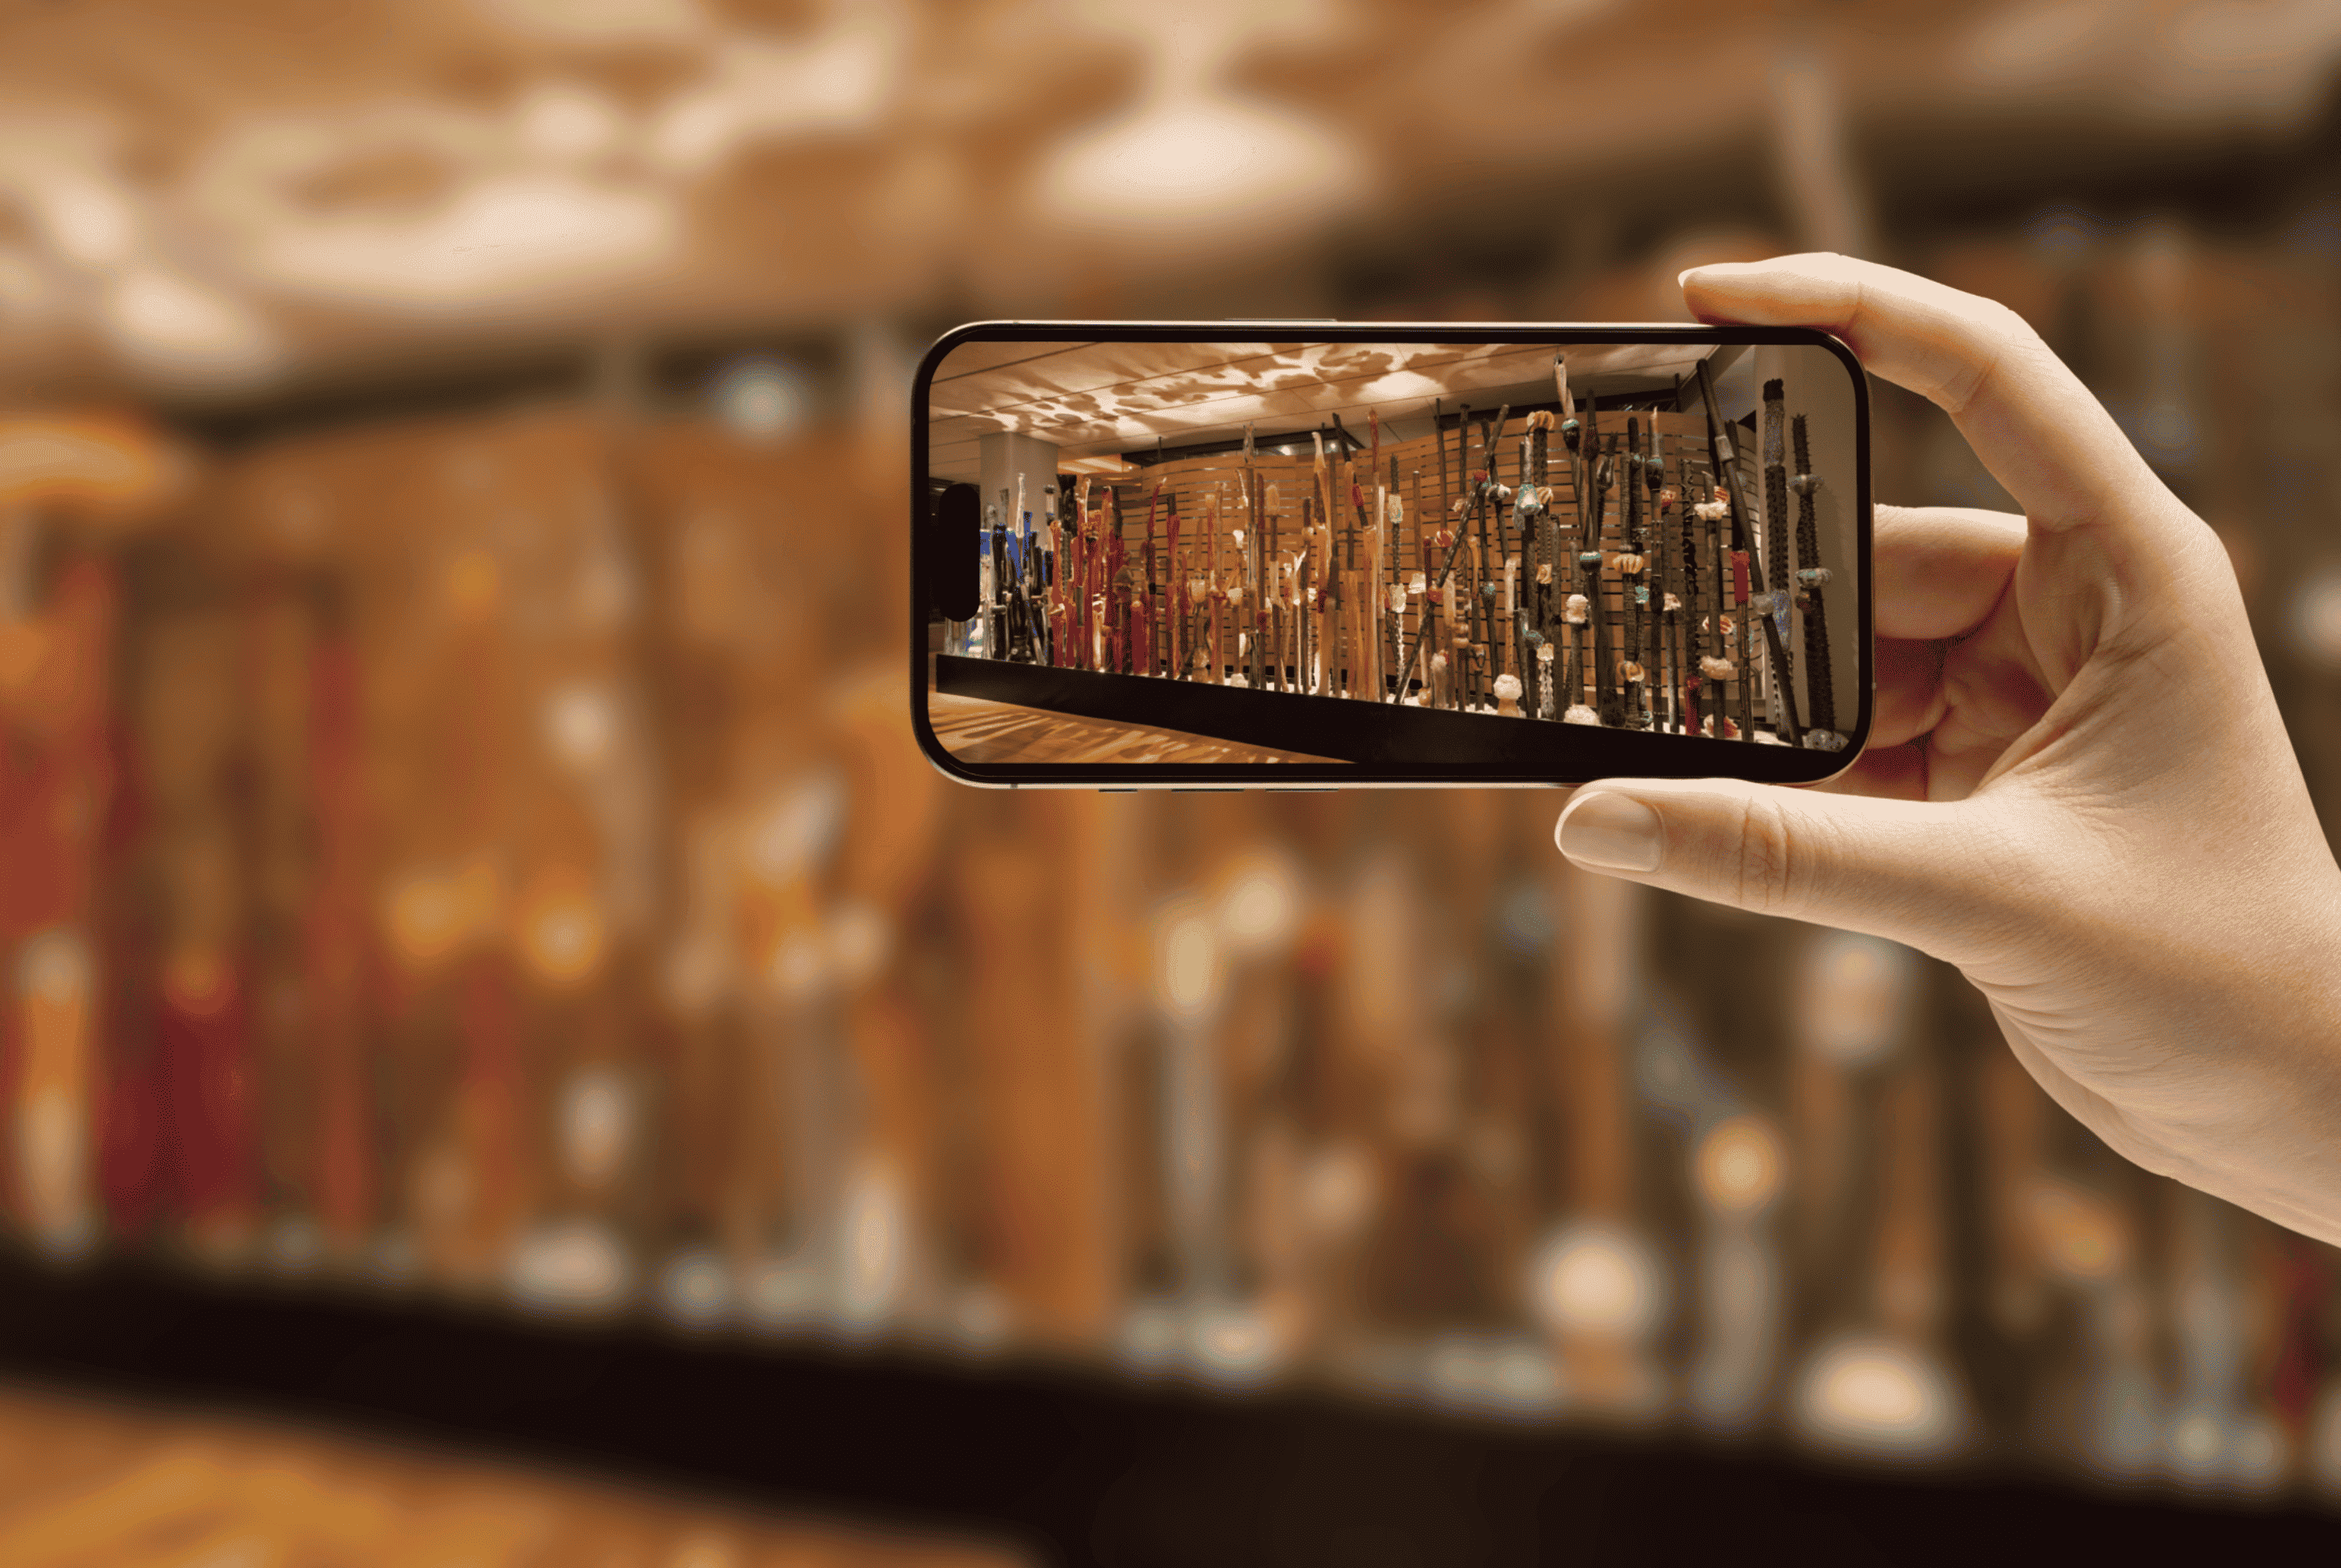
<box><xmin>0</xmin><ymin>1382</ymin><xmax>1024</xmax><ymax>1568</ymax></box>
<box><xmin>928</xmin><ymin>691</ymin><xmax>1349</xmax><ymax>766</ymax></box>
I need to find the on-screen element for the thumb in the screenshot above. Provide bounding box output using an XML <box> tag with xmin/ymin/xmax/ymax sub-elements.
<box><xmin>1554</xmin><ymin>778</ymin><xmax>1998</xmax><ymax>960</ymax></box>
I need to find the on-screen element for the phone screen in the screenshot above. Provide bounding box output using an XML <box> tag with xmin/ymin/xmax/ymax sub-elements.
<box><xmin>914</xmin><ymin>327</ymin><xmax>1868</xmax><ymax>786</ymax></box>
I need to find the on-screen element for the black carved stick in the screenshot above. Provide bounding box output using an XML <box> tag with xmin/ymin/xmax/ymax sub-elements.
<box><xmin>1693</xmin><ymin>354</ymin><xmax>1760</xmax><ymax>740</ymax></box>
<box><xmin>1792</xmin><ymin>412</ymin><xmax>1839</xmax><ymax>743</ymax></box>
<box><xmin>1759</xmin><ymin>379</ymin><xmax>1804</xmax><ymax>746</ymax></box>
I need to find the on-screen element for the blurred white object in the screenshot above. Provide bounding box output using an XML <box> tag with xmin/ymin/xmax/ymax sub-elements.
<box><xmin>1697</xmin><ymin>1116</ymin><xmax>1785</xmax><ymax>1217</ymax></box>
<box><xmin>544</xmin><ymin>683</ymin><xmax>618</xmax><ymax>773</ymax></box>
<box><xmin>2161</xmin><ymin>1189</ymin><xmax>2290</xmax><ymax>1494</ymax></box>
<box><xmin>14</xmin><ymin>929</ymin><xmax>96</xmax><ymax>1263</ymax></box>
<box><xmin>514</xmin><ymin>80</ymin><xmax>627</xmax><ymax>165</ymax></box>
<box><xmin>1155</xmin><ymin>902</ymin><xmax>1221</xmax><ymax>1022</ymax></box>
<box><xmin>252</xmin><ymin>175</ymin><xmax>677</xmax><ymax>313</ymax></box>
<box><xmin>648</xmin><ymin>13</ymin><xmax>906</xmax><ymax>174</ymax></box>
<box><xmin>1214</xmin><ymin>845</ymin><xmax>1300</xmax><ymax>958</ymax></box>
<box><xmin>1528</xmin><ymin>1222</ymin><xmax>1665</xmax><ymax>1343</ymax></box>
<box><xmin>1796</xmin><ymin>931</ymin><xmax>1916</xmax><ymax>1068</ymax></box>
<box><xmin>2309</xmin><ymin>1372</ymin><xmax>2341</xmax><ymax>1496</ymax></box>
<box><xmin>507</xmin><ymin>1218</ymin><xmax>635</xmax><ymax>1313</ymax></box>
<box><xmin>1688</xmin><ymin>1116</ymin><xmax>1787</xmax><ymax>1431</ymax></box>
<box><xmin>102</xmin><ymin>267</ymin><xmax>281</xmax><ymax>382</ymax></box>
<box><xmin>712</xmin><ymin>356</ymin><xmax>814</xmax><ymax>443</ymax></box>
<box><xmin>1425</xmin><ymin>1332</ymin><xmax>1563</xmax><ymax>1419</ymax></box>
<box><xmin>1186</xmin><ymin>1299</ymin><xmax>1281</xmax><ymax>1389</ymax></box>
<box><xmin>2288</xmin><ymin>565</ymin><xmax>2341</xmax><ymax>670</ymax></box>
<box><xmin>1528</xmin><ymin>1222</ymin><xmax>1669</xmax><ymax>1416</ymax></box>
<box><xmin>655</xmin><ymin>1245</ymin><xmax>736</xmax><ymax>1330</ymax></box>
<box><xmin>1034</xmin><ymin>5</ymin><xmax>1368</xmax><ymax>247</ymax></box>
<box><xmin>1790</xmin><ymin>1334</ymin><xmax>1965</xmax><ymax>1459</ymax></box>
<box><xmin>559</xmin><ymin>1067</ymin><xmax>635</xmax><ymax>1192</ymax></box>
<box><xmin>836</xmin><ymin>1155</ymin><xmax>912</xmax><ymax>1330</ymax></box>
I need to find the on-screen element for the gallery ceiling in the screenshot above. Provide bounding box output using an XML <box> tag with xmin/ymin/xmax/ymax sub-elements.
<box><xmin>0</xmin><ymin>0</ymin><xmax>2330</xmax><ymax>408</ymax></box>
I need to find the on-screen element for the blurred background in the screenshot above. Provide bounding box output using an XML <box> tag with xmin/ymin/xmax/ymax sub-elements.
<box><xmin>1</xmin><ymin>0</ymin><xmax>2340</xmax><ymax>1561</ymax></box>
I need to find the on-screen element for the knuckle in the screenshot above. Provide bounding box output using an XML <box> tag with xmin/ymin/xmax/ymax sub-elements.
<box><xmin>1987</xmin><ymin>297</ymin><xmax>2040</xmax><ymax>347</ymax></box>
<box><xmin>1732</xmin><ymin>792</ymin><xmax>1803</xmax><ymax>915</ymax></box>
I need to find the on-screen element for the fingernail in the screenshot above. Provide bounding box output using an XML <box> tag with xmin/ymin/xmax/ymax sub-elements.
<box><xmin>1557</xmin><ymin>791</ymin><xmax>1663</xmax><ymax>873</ymax></box>
<box><xmin>1677</xmin><ymin>267</ymin><xmax>1700</xmax><ymax>286</ymax></box>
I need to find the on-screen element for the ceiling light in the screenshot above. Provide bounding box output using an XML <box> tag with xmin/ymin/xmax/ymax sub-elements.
<box><xmin>101</xmin><ymin>267</ymin><xmax>282</xmax><ymax>382</ymax></box>
<box><xmin>251</xmin><ymin>175</ymin><xmax>677</xmax><ymax>310</ymax></box>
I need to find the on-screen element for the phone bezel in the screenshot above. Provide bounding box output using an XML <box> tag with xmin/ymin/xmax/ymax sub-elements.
<box><xmin>911</xmin><ymin>321</ymin><xmax>1871</xmax><ymax>789</ymax></box>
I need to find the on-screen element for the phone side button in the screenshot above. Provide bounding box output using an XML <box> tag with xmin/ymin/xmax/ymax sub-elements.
<box><xmin>1174</xmin><ymin>787</ymin><xmax>1243</xmax><ymax>793</ymax></box>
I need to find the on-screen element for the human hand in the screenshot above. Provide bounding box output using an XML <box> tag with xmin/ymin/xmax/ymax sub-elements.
<box><xmin>1554</xmin><ymin>253</ymin><xmax>2341</xmax><ymax>1244</ymax></box>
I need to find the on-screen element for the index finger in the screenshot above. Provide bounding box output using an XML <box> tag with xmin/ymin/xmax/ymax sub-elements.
<box><xmin>1682</xmin><ymin>254</ymin><xmax>2172</xmax><ymax>547</ymax></box>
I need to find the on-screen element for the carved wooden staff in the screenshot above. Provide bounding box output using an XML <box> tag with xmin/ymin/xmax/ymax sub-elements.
<box><xmin>1620</xmin><ymin>416</ymin><xmax>1648</xmax><ymax>727</ymax></box>
<box><xmin>1308</xmin><ymin>432</ymin><xmax>1327</xmax><ymax>695</ymax></box>
<box><xmin>1562</xmin><ymin>425</ymin><xmax>1590</xmax><ymax>723</ymax></box>
<box><xmin>1135</xmin><ymin>481</ymin><xmax>1161</xmax><ymax>675</ymax></box>
<box><xmin>1585</xmin><ymin>399</ymin><xmax>1623</xmax><ymax>726</ymax></box>
<box><xmin>1648</xmin><ymin>423</ymin><xmax>1674</xmax><ymax>732</ymax></box>
<box><xmin>1106</xmin><ymin>484</ymin><xmax>1129</xmax><ymax>672</ymax></box>
<box><xmin>983</xmin><ymin>497</ymin><xmax>1003</xmax><ymax>659</ymax></box>
<box><xmin>1693</xmin><ymin>354</ymin><xmax>1759</xmax><ymax>738</ymax></box>
<box><xmin>1694</xmin><ymin>484</ymin><xmax>1738</xmax><ymax>737</ymax></box>
<box><xmin>1756</xmin><ymin>379</ymin><xmax>1804</xmax><ymax>746</ymax></box>
<box><xmin>1050</xmin><ymin>479</ymin><xmax>1067</xmax><ymax>666</ymax></box>
<box><xmin>1244</xmin><ymin>424</ymin><xmax>1265</xmax><ymax>688</ymax></box>
<box><xmin>1523</xmin><ymin>409</ymin><xmax>1554</xmax><ymax>719</ymax></box>
<box><xmin>1479</xmin><ymin>414</ymin><xmax>1498</xmax><ymax>715</ymax></box>
<box><xmin>1073</xmin><ymin>477</ymin><xmax>1092</xmax><ymax>669</ymax></box>
<box><xmin>1255</xmin><ymin>482</ymin><xmax>1275</xmax><ymax>690</ymax></box>
<box><xmin>1554</xmin><ymin>360</ymin><xmax>1595</xmax><ymax>722</ymax></box>
<box><xmin>1451</xmin><ymin>404</ymin><xmax>1471</xmax><ymax>708</ymax></box>
<box><xmin>1349</xmin><ymin>476</ymin><xmax>1372</xmax><ymax>698</ymax></box>
<box><xmin>1386</xmin><ymin>425</ymin><xmax>1465</xmax><ymax>708</ymax></box>
<box><xmin>999</xmin><ymin>483</ymin><xmax>1023</xmax><ymax>662</ymax></box>
<box><xmin>1014</xmin><ymin>476</ymin><xmax>1037</xmax><ymax>663</ymax></box>
<box><xmin>1791</xmin><ymin>413</ymin><xmax>1842</xmax><ymax>746</ymax></box>
<box><xmin>1368</xmin><ymin>410</ymin><xmax>1385</xmax><ymax>700</ymax></box>
<box><xmin>1256</xmin><ymin>454</ymin><xmax>1274</xmax><ymax>692</ymax></box>
<box><xmin>1429</xmin><ymin>403</ymin><xmax>1443</xmax><ymax>702</ymax></box>
<box><xmin>1678</xmin><ymin>448</ymin><xmax>1708</xmax><ymax>734</ymax></box>
<box><xmin>1329</xmin><ymin>444</ymin><xmax>1348</xmax><ymax>697</ymax></box>
<box><xmin>1376</xmin><ymin>453</ymin><xmax>1395</xmax><ymax>702</ymax></box>
<box><xmin>1077</xmin><ymin>485</ymin><xmax>1095</xmax><ymax>670</ymax></box>
<box><xmin>1481</xmin><ymin>407</ymin><xmax>1511</xmax><ymax>709</ymax></box>
<box><xmin>1331</xmin><ymin>415</ymin><xmax>1357</xmax><ymax>699</ymax></box>
<box><xmin>1088</xmin><ymin>480</ymin><xmax>1104</xmax><ymax>670</ymax></box>
<box><xmin>1203</xmin><ymin>489</ymin><xmax>1223</xmax><ymax>683</ymax></box>
<box><xmin>1166</xmin><ymin>487</ymin><xmax>1184</xmax><ymax>678</ymax></box>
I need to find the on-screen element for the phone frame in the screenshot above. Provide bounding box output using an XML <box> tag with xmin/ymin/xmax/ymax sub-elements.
<box><xmin>912</xmin><ymin>320</ymin><xmax>1871</xmax><ymax>790</ymax></box>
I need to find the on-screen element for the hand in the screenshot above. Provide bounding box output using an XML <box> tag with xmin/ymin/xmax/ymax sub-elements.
<box><xmin>1554</xmin><ymin>253</ymin><xmax>2341</xmax><ymax>1244</ymax></box>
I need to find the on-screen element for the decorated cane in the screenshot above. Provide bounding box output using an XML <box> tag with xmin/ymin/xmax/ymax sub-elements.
<box><xmin>1386</xmin><ymin>494</ymin><xmax>1469</xmax><ymax>706</ymax></box>
<box><xmin>1692</xmin><ymin>354</ymin><xmax>1758</xmax><ymax>738</ymax></box>
<box><xmin>1621</xmin><ymin>416</ymin><xmax>1647</xmax><ymax>727</ymax></box>
<box><xmin>1166</xmin><ymin>490</ymin><xmax>1184</xmax><ymax>678</ymax></box>
<box><xmin>1254</xmin><ymin>445</ymin><xmax>1273</xmax><ymax>690</ymax></box>
<box><xmin>1647</xmin><ymin>422</ymin><xmax>1675</xmax><ymax>731</ymax></box>
<box><xmin>1371</xmin><ymin>421</ymin><xmax>1388</xmax><ymax>700</ymax></box>
<box><xmin>1790</xmin><ymin>413</ymin><xmax>1842</xmax><ymax>747</ymax></box>
<box><xmin>1137</xmin><ymin>481</ymin><xmax>1161</xmax><ymax>676</ymax></box>
<box><xmin>1073</xmin><ymin>477</ymin><xmax>1091</xmax><ymax>669</ymax></box>
<box><xmin>1757</xmin><ymin>380</ymin><xmax>1804</xmax><ymax>745</ymax></box>
<box><xmin>1586</xmin><ymin>398</ymin><xmax>1622</xmax><ymax>726</ymax></box>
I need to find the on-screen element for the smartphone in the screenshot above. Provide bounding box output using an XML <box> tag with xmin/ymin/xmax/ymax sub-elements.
<box><xmin>912</xmin><ymin>323</ymin><xmax>1870</xmax><ymax>788</ymax></box>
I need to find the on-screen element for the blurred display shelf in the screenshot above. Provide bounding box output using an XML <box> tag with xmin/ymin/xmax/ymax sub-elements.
<box><xmin>0</xmin><ymin>1254</ymin><xmax>2333</xmax><ymax>1565</ymax></box>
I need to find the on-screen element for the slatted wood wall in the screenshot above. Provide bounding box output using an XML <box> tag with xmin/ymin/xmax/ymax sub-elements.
<box><xmin>1024</xmin><ymin>403</ymin><xmax>1842</xmax><ymax>738</ymax></box>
